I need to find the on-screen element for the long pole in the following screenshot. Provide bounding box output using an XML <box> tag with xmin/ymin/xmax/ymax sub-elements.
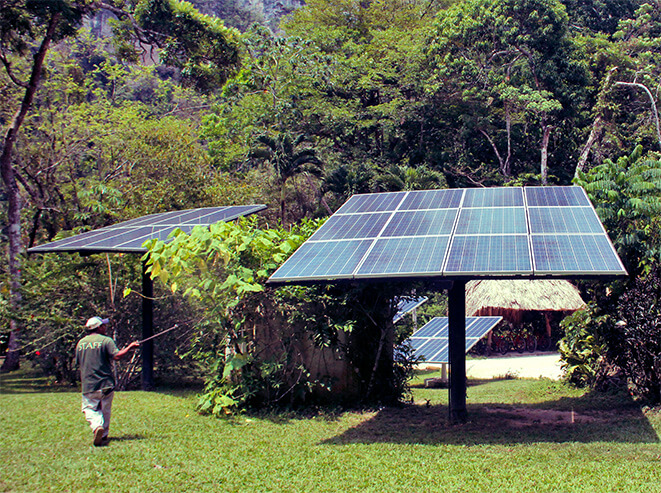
<box><xmin>138</xmin><ymin>324</ymin><xmax>178</xmax><ymax>344</ymax></box>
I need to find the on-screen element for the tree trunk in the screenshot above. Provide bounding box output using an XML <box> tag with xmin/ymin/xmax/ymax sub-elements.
<box><xmin>575</xmin><ymin>68</ymin><xmax>617</xmax><ymax>177</ymax></box>
<box><xmin>540</xmin><ymin>124</ymin><xmax>552</xmax><ymax>186</ymax></box>
<box><xmin>575</xmin><ymin>116</ymin><xmax>604</xmax><ymax>177</ymax></box>
<box><xmin>478</xmin><ymin>128</ymin><xmax>510</xmax><ymax>177</ymax></box>
<box><xmin>504</xmin><ymin>101</ymin><xmax>512</xmax><ymax>176</ymax></box>
<box><xmin>279</xmin><ymin>181</ymin><xmax>287</xmax><ymax>225</ymax></box>
<box><xmin>0</xmin><ymin>13</ymin><xmax>60</xmax><ymax>372</ymax></box>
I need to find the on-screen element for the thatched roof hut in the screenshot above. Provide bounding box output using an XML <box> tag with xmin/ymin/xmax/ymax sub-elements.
<box><xmin>465</xmin><ymin>279</ymin><xmax>586</xmax><ymax>325</ymax></box>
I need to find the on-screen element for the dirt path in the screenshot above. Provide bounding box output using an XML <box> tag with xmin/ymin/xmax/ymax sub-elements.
<box><xmin>466</xmin><ymin>352</ymin><xmax>564</xmax><ymax>380</ymax></box>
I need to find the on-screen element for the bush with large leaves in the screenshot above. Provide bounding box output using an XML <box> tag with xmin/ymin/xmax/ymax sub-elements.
<box><xmin>561</xmin><ymin>148</ymin><xmax>661</xmax><ymax>403</ymax></box>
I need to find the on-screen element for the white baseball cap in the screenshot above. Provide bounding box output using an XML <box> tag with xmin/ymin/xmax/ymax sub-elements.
<box><xmin>85</xmin><ymin>316</ymin><xmax>109</xmax><ymax>331</ymax></box>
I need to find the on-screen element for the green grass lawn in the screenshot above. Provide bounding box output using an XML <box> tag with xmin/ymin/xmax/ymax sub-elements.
<box><xmin>1</xmin><ymin>367</ymin><xmax>660</xmax><ymax>493</ymax></box>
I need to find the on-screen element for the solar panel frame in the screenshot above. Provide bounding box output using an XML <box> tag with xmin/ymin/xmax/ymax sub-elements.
<box><xmin>268</xmin><ymin>186</ymin><xmax>627</xmax><ymax>285</ymax></box>
<box><xmin>27</xmin><ymin>205</ymin><xmax>267</xmax><ymax>254</ymax></box>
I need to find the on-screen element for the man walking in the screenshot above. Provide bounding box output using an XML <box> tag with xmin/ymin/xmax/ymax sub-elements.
<box><xmin>75</xmin><ymin>316</ymin><xmax>140</xmax><ymax>446</ymax></box>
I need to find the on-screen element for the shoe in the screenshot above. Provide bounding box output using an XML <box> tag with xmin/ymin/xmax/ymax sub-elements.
<box><xmin>93</xmin><ymin>427</ymin><xmax>104</xmax><ymax>446</ymax></box>
<box><xmin>101</xmin><ymin>436</ymin><xmax>110</xmax><ymax>446</ymax></box>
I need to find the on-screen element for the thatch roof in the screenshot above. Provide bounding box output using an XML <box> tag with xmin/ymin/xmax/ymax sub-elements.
<box><xmin>465</xmin><ymin>280</ymin><xmax>586</xmax><ymax>321</ymax></box>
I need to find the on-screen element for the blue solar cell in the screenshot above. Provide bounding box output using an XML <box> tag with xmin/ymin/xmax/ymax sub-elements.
<box><xmin>310</xmin><ymin>212</ymin><xmax>391</xmax><ymax>241</ymax></box>
<box><xmin>270</xmin><ymin>239</ymin><xmax>373</xmax><ymax>281</ymax></box>
<box><xmin>463</xmin><ymin>188</ymin><xmax>524</xmax><ymax>208</ymax></box>
<box><xmin>382</xmin><ymin>209</ymin><xmax>457</xmax><ymax>237</ymax></box>
<box><xmin>355</xmin><ymin>236</ymin><xmax>449</xmax><ymax>277</ymax></box>
<box><xmin>532</xmin><ymin>234</ymin><xmax>626</xmax><ymax>274</ymax></box>
<box><xmin>526</xmin><ymin>186</ymin><xmax>590</xmax><ymax>207</ymax></box>
<box><xmin>466</xmin><ymin>317</ymin><xmax>502</xmax><ymax>338</ymax></box>
<box><xmin>409</xmin><ymin>316</ymin><xmax>502</xmax><ymax>363</ymax></box>
<box><xmin>444</xmin><ymin>235</ymin><xmax>532</xmax><ymax>274</ymax></box>
<box><xmin>410</xmin><ymin>337</ymin><xmax>428</xmax><ymax>350</ymax></box>
<box><xmin>399</xmin><ymin>189</ymin><xmax>464</xmax><ymax>210</ymax></box>
<box><xmin>415</xmin><ymin>338</ymin><xmax>449</xmax><ymax>362</ymax></box>
<box><xmin>335</xmin><ymin>192</ymin><xmax>404</xmax><ymax>214</ymax></box>
<box><xmin>455</xmin><ymin>208</ymin><xmax>527</xmax><ymax>235</ymax></box>
<box><xmin>393</xmin><ymin>296</ymin><xmax>428</xmax><ymax>323</ymax></box>
<box><xmin>414</xmin><ymin>318</ymin><xmax>449</xmax><ymax>338</ymax></box>
<box><xmin>528</xmin><ymin>207</ymin><xmax>603</xmax><ymax>234</ymax></box>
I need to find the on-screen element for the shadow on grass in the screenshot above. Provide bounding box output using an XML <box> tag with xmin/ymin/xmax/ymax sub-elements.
<box><xmin>322</xmin><ymin>391</ymin><xmax>660</xmax><ymax>446</ymax></box>
<box><xmin>0</xmin><ymin>370</ymin><xmax>77</xmax><ymax>394</ymax></box>
<box><xmin>108</xmin><ymin>434</ymin><xmax>147</xmax><ymax>443</ymax></box>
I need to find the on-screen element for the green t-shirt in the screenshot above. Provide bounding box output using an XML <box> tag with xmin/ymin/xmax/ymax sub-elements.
<box><xmin>75</xmin><ymin>333</ymin><xmax>119</xmax><ymax>393</ymax></box>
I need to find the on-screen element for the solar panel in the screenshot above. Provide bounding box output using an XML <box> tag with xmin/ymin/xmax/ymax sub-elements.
<box><xmin>463</xmin><ymin>187</ymin><xmax>524</xmax><ymax>207</ymax></box>
<box><xmin>532</xmin><ymin>235</ymin><xmax>625</xmax><ymax>274</ymax></box>
<box><xmin>399</xmin><ymin>189</ymin><xmax>464</xmax><ymax>210</ymax></box>
<box><xmin>526</xmin><ymin>186</ymin><xmax>590</xmax><ymax>207</ymax></box>
<box><xmin>267</xmin><ymin>239</ymin><xmax>372</xmax><ymax>281</ymax></box>
<box><xmin>335</xmin><ymin>192</ymin><xmax>403</xmax><ymax>214</ymax></box>
<box><xmin>355</xmin><ymin>236</ymin><xmax>450</xmax><ymax>278</ymax></box>
<box><xmin>408</xmin><ymin>316</ymin><xmax>502</xmax><ymax>363</ymax></box>
<box><xmin>310</xmin><ymin>213</ymin><xmax>391</xmax><ymax>241</ymax></box>
<box><xmin>455</xmin><ymin>207</ymin><xmax>527</xmax><ymax>235</ymax></box>
<box><xmin>267</xmin><ymin>186</ymin><xmax>627</xmax><ymax>285</ymax></box>
<box><xmin>27</xmin><ymin>205</ymin><xmax>267</xmax><ymax>254</ymax></box>
<box><xmin>393</xmin><ymin>296</ymin><xmax>429</xmax><ymax>323</ymax></box>
<box><xmin>443</xmin><ymin>235</ymin><xmax>532</xmax><ymax>275</ymax></box>
<box><xmin>382</xmin><ymin>209</ymin><xmax>457</xmax><ymax>237</ymax></box>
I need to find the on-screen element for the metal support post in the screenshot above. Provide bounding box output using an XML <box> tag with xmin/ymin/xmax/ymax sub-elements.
<box><xmin>448</xmin><ymin>280</ymin><xmax>467</xmax><ymax>423</ymax></box>
<box><xmin>141</xmin><ymin>261</ymin><xmax>154</xmax><ymax>390</ymax></box>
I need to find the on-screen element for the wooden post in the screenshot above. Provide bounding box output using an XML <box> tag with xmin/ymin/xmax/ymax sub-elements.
<box><xmin>448</xmin><ymin>280</ymin><xmax>467</xmax><ymax>423</ymax></box>
<box><xmin>141</xmin><ymin>261</ymin><xmax>154</xmax><ymax>390</ymax></box>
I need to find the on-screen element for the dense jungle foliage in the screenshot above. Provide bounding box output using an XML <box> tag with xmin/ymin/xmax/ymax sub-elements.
<box><xmin>1</xmin><ymin>0</ymin><xmax>660</xmax><ymax>409</ymax></box>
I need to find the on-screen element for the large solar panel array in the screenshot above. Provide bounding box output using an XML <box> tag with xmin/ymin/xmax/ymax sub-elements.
<box><xmin>28</xmin><ymin>205</ymin><xmax>267</xmax><ymax>254</ymax></box>
<box><xmin>393</xmin><ymin>296</ymin><xmax>428</xmax><ymax>323</ymax></box>
<box><xmin>268</xmin><ymin>187</ymin><xmax>626</xmax><ymax>284</ymax></box>
<box><xmin>409</xmin><ymin>316</ymin><xmax>502</xmax><ymax>364</ymax></box>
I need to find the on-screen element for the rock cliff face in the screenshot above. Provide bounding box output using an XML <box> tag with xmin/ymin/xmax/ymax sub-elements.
<box><xmin>192</xmin><ymin>0</ymin><xmax>306</xmax><ymax>31</ymax></box>
<box><xmin>238</xmin><ymin>0</ymin><xmax>305</xmax><ymax>22</ymax></box>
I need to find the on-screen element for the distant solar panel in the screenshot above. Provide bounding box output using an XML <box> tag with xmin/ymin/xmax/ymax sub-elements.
<box><xmin>409</xmin><ymin>316</ymin><xmax>502</xmax><ymax>363</ymax></box>
<box><xmin>267</xmin><ymin>186</ymin><xmax>627</xmax><ymax>285</ymax></box>
<box><xmin>28</xmin><ymin>205</ymin><xmax>267</xmax><ymax>254</ymax></box>
<box><xmin>393</xmin><ymin>296</ymin><xmax>428</xmax><ymax>323</ymax></box>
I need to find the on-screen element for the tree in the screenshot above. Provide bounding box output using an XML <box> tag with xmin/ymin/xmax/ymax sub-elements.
<box><xmin>574</xmin><ymin>145</ymin><xmax>661</xmax><ymax>276</ymax></box>
<box><xmin>372</xmin><ymin>163</ymin><xmax>447</xmax><ymax>192</ymax></box>
<box><xmin>0</xmin><ymin>0</ymin><xmax>240</xmax><ymax>371</ymax></box>
<box><xmin>575</xmin><ymin>1</ymin><xmax>661</xmax><ymax>172</ymax></box>
<box><xmin>428</xmin><ymin>0</ymin><xmax>586</xmax><ymax>183</ymax></box>
<box><xmin>251</xmin><ymin>133</ymin><xmax>325</xmax><ymax>224</ymax></box>
<box><xmin>283</xmin><ymin>0</ymin><xmax>445</xmax><ymax>175</ymax></box>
